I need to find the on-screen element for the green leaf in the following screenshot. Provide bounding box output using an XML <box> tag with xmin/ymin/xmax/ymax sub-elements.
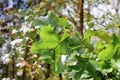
<box><xmin>94</xmin><ymin>41</ymin><xmax>105</xmax><ymax>53</ymax></box>
<box><xmin>69</xmin><ymin>36</ymin><xmax>81</xmax><ymax>47</ymax></box>
<box><xmin>32</xmin><ymin>12</ymin><xmax>72</xmax><ymax>29</ymax></box>
<box><xmin>113</xmin><ymin>47</ymin><xmax>120</xmax><ymax>59</ymax></box>
<box><xmin>58</xmin><ymin>18</ymin><xmax>71</xmax><ymax>28</ymax></box>
<box><xmin>98</xmin><ymin>61</ymin><xmax>111</xmax><ymax>70</ymax></box>
<box><xmin>112</xmin><ymin>34</ymin><xmax>120</xmax><ymax>47</ymax></box>
<box><xmin>89</xmin><ymin>60</ymin><xmax>100</xmax><ymax>70</ymax></box>
<box><xmin>32</xmin><ymin>18</ymin><xmax>49</xmax><ymax>27</ymax></box>
<box><xmin>67</xmin><ymin>65</ymin><xmax>80</xmax><ymax>71</ymax></box>
<box><xmin>38</xmin><ymin>50</ymin><xmax>55</xmax><ymax>60</ymax></box>
<box><xmin>84</xmin><ymin>30</ymin><xmax>111</xmax><ymax>43</ymax></box>
<box><xmin>98</xmin><ymin>44</ymin><xmax>117</xmax><ymax>60</ymax></box>
<box><xmin>31</xmin><ymin>25</ymin><xmax>59</xmax><ymax>53</ymax></box>
<box><xmin>96</xmin><ymin>41</ymin><xmax>105</xmax><ymax>50</ymax></box>
<box><xmin>60</xmin><ymin>31</ymin><xmax>69</xmax><ymax>42</ymax></box>
<box><xmin>84</xmin><ymin>30</ymin><xmax>94</xmax><ymax>43</ymax></box>
<box><xmin>74</xmin><ymin>69</ymin><xmax>84</xmax><ymax>80</ymax></box>
<box><xmin>75</xmin><ymin>56</ymin><xmax>88</xmax><ymax>68</ymax></box>
<box><xmin>38</xmin><ymin>25</ymin><xmax>59</xmax><ymax>42</ymax></box>
<box><xmin>32</xmin><ymin>12</ymin><xmax>58</xmax><ymax>27</ymax></box>
<box><xmin>87</xmin><ymin>61</ymin><xmax>101</xmax><ymax>80</ymax></box>
<box><xmin>56</xmin><ymin>42</ymin><xmax>67</xmax><ymax>54</ymax></box>
<box><xmin>48</xmin><ymin>12</ymin><xmax>59</xmax><ymax>27</ymax></box>
<box><xmin>94</xmin><ymin>30</ymin><xmax>111</xmax><ymax>42</ymax></box>
<box><xmin>57</xmin><ymin>56</ymin><xmax>66</xmax><ymax>73</ymax></box>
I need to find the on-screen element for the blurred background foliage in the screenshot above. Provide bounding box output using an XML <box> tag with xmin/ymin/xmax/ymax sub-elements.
<box><xmin>0</xmin><ymin>0</ymin><xmax>120</xmax><ymax>80</ymax></box>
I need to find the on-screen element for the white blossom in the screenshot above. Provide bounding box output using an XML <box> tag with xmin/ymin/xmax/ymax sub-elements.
<box><xmin>24</xmin><ymin>16</ymin><xmax>29</xmax><ymax>20</ymax></box>
<box><xmin>20</xmin><ymin>24</ymin><xmax>30</xmax><ymax>34</ymax></box>
<box><xmin>12</xmin><ymin>29</ymin><xmax>18</xmax><ymax>34</ymax></box>
<box><xmin>17</xmin><ymin>70</ymin><xmax>23</xmax><ymax>76</ymax></box>
<box><xmin>61</xmin><ymin>55</ymin><xmax>67</xmax><ymax>65</ymax></box>
<box><xmin>2</xmin><ymin>78</ymin><xmax>10</xmax><ymax>80</ymax></box>
<box><xmin>16</xmin><ymin>62</ymin><xmax>25</xmax><ymax>68</ymax></box>
<box><xmin>10</xmin><ymin>39</ymin><xmax>24</xmax><ymax>49</ymax></box>
<box><xmin>1</xmin><ymin>54</ymin><xmax>11</xmax><ymax>64</ymax></box>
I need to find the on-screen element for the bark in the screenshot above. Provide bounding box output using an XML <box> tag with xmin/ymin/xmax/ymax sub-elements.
<box><xmin>77</xmin><ymin>0</ymin><xmax>84</xmax><ymax>36</ymax></box>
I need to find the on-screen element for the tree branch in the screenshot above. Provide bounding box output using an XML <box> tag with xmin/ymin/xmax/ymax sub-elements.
<box><xmin>44</xmin><ymin>0</ymin><xmax>76</xmax><ymax>26</ymax></box>
<box><xmin>77</xmin><ymin>0</ymin><xmax>84</xmax><ymax>36</ymax></box>
<box><xmin>44</xmin><ymin>0</ymin><xmax>84</xmax><ymax>36</ymax></box>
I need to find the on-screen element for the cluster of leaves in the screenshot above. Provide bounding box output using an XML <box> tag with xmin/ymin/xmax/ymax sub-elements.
<box><xmin>30</xmin><ymin>12</ymin><xmax>120</xmax><ymax>80</ymax></box>
<box><xmin>84</xmin><ymin>30</ymin><xmax>120</xmax><ymax>79</ymax></box>
<box><xmin>1</xmin><ymin>0</ymin><xmax>120</xmax><ymax>80</ymax></box>
<box><xmin>0</xmin><ymin>1</ymin><xmax>73</xmax><ymax>79</ymax></box>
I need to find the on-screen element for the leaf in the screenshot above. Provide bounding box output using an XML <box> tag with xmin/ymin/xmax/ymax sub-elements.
<box><xmin>96</xmin><ymin>41</ymin><xmax>105</xmax><ymax>50</ymax></box>
<box><xmin>84</xmin><ymin>30</ymin><xmax>111</xmax><ymax>43</ymax></box>
<box><xmin>31</xmin><ymin>25</ymin><xmax>59</xmax><ymax>53</ymax></box>
<box><xmin>32</xmin><ymin>12</ymin><xmax>58</xmax><ymax>27</ymax></box>
<box><xmin>39</xmin><ymin>50</ymin><xmax>55</xmax><ymax>59</ymax></box>
<box><xmin>98</xmin><ymin>61</ymin><xmax>111</xmax><ymax>70</ymax></box>
<box><xmin>112</xmin><ymin>34</ymin><xmax>120</xmax><ymax>47</ymax></box>
<box><xmin>98</xmin><ymin>44</ymin><xmax>117</xmax><ymax>60</ymax></box>
<box><xmin>75</xmin><ymin>56</ymin><xmax>88</xmax><ymax>68</ymax></box>
<box><xmin>67</xmin><ymin>65</ymin><xmax>80</xmax><ymax>71</ymax></box>
<box><xmin>58</xmin><ymin>18</ymin><xmax>71</xmax><ymax>28</ymax></box>
<box><xmin>56</xmin><ymin>42</ymin><xmax>67</xmax><ymax>54</ymax></box>
<box><xmin>84</xmin><ymin>30</ymin><xmax>94</xmax><ymax>43</ymax></box>
<box><xmin>89</xmin><ymin>60</ymin><xmax>100</xmax><ymax>70</ymax></box>
<box><xmin>69</xmin><ymin>36</ymin><xmax>81</xmax><ymax>47</ymax></box>
<box><xmin>94</xmin><ymin>41</ymin><xmax>105</xmax><ymax>53</ymax></box>
<box><xmin>48</xmin><ymin>12</ymin><xmax>59</xmax><ymax>27</ymax></box>
<box><xmin>74</xmin><ymin>69</ymin><xmax>84</xmax><ymax>80</ymax></box>
<box><xmin>39</xmin><ymin>25</ymin><xmax>59</xmax><ymax>42</ymax></box>
<box><xmin>87</xmin><ymin>61</ymin><xmax>101</xmax><ymax>80</ymax></box>
<box><xmin>57</xmin><ymin>56</ymin><xmax>66</xmax><ymax>73</ymax></box>
<box><xmin>60</xmin><ymin>31</ymin><xmax>69</xmax><ymax>42</ymax></box>
<box><xmin>32</xmin><ymin>12</ymin><xmax>72</xmax><ymax>29</ymax></box>
<box><xmin>94</xmin><ymin>30</ymin><xmax>111</xmax><ymax>42</ymax></box>
<box><xmin>54</xmin><ymin>43</ymin><xmax>67</xmax><ymax>73</ymax></box>
<box><xmin>113</xmin><ymin>47</ymin><xmax>120</xmax><ymax>60</ymax></box>
<box><xmin>32</xmin><ymin>18</ymin><xmax>49</xmax><ymax>27</ymax></box>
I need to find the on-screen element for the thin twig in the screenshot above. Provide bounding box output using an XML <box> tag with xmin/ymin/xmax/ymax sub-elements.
<box><xmin>44</xmin><ymin>0</ymin><xmax>76</xmax><ymax>26</ymax></box>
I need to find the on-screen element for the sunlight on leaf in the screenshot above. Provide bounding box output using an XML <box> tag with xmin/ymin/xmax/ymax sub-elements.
<box><xmin>98</xmin><ymin>44</ymin><xmax>117</xmax><ymax>60</ymax></box>
<box><xmin>31</xmin><ymin>25</ymin><xmax>59</xmax><ymax>53</ymax></box>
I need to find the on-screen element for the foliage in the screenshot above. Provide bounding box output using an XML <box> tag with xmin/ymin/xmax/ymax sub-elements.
<box><xmin>1</xmin><ymin>0</ymin><xmax>120</xmax><ymax>80</ymax></box>
<box><xmin>30</xmin><ymin>12</ymin><xmax>120</xmax><ymax>80</ymax></box>
<box><xmin>31</xmin><ymin>12</ymin><xmax>72</xmax><ymax>74</ymax></box>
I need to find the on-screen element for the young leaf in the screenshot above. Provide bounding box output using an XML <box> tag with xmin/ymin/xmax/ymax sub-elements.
<box><xmin>31</xmin><ymin>25</ymin><xmax>59</xmax><ymax>52</ymax></box>
<box><xmin>98</xmin><ymin>44</ymin><xmax>117</xmax><ymax>60</ymax></box>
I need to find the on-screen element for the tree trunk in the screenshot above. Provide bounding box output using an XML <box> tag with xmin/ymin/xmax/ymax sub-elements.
<box><xmin>77</xmin><ymin>0</ymin><xmax>84</xmax><ymax>36</ymax></box>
